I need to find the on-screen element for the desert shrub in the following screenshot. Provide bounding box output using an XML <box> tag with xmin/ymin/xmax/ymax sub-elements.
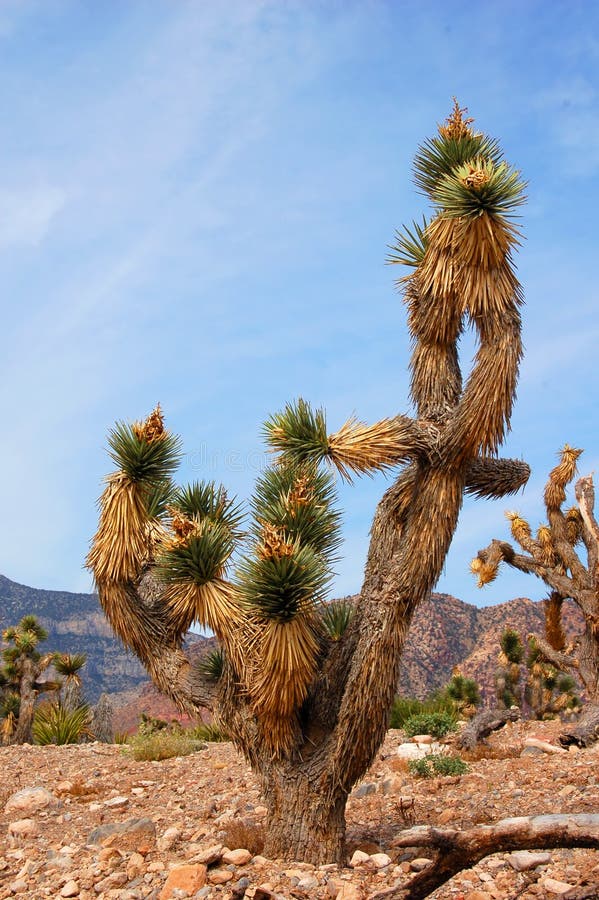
<box><xmin>222</xmin><ymin>819</ymin><xmax>265</xmax><ymax>856</ymax></box>
<box><xmin>189</xmin><ymin>722</ymin><xmax>229</xmax><ymax>742</ymax></box>
<box><xmin>408</xmin><ymin>753</ymin><xmax>468</xmax><ymax>778</ymax></box>
<box><xmin>32</xmin><ymin>701</ymin><xmax>92</xmax><ymax>745</ymax></box>
<box><xmin>128</xmin><ymin>728</ymin><xmax>197</xmax><ymax>761</ymax></box>
<box><xmin>403</xmin><ymin>711</ymin><xmax>458</xmax><ymax>739</ymax></box>
<box><xmin>389</xmin><ymin>694</ymin><xmax>456</xmax><ymax>729</ymax></box>
<box><xmin>443</xmin><ymin>673</ymin><xmax>481</xmax><ymax>716</ymax></box>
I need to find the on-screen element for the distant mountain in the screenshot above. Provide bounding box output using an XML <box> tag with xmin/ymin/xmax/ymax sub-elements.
<box><xmin>1</xmin><ymin>574</ymin><xmax>584</xmax><ymax>721</ymax></box>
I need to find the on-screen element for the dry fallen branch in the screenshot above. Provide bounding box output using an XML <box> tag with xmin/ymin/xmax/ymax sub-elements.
<box><xmin>456</xmin><ymin>705</ymin><xmax>519</xmax><ymax>751</ymax></box>
<box><xmin>375</xmin><ymin>814</ymin><xmax>599</xmax><ymax>900</ymax></box>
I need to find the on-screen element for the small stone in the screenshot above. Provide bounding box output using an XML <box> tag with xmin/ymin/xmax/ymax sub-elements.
<box><xmin>541</xmin><ymin>877</ymin><xmax>576</xmax><ymax>894</ymax></box>
<box><xmin>336</xmin><ymin>884</ymin><xmax>363</xmax><ymax>899</ymax></box>
<box><xmin>87</xmin><ymin>817</ymin><xmax>156</xmax><ymax>853</ymax></box>
<box><xmin>104</xmin><ymin>795</ymin><xmax>129</xmax><ymax>808</ymax></box>
<box><xmin>131</xmin><ymin>787</ymin><xmax>145</xmax><ymax>796</ymax></box>
<box><xmin>60</xmin><ymin>881</ymin><xmax>80</xmax><ymax>898</ymax></box>
<box><xmin>222</xmin><ymin>847</ymin><xmax>252</xmax><ymax>866</ymax></box>
<box><xmin>410</xmin><ymin>857</ymin><xmax>432</xmax><ymax>872</ymax></box>
<box><xmin>558</xmin><ymin>784</ymin><xmax>577</xmax><ymax>797</ymax></box>
<box><xmin>5</xmin><ymin>787</ymin><xmax>58</xmax><ymax>814</ymax></box>
<box><xmin>464</xmin><ymin>892</ymin><xmax>489</xmax><ymax>900</ymax></box>
<box><xmin>353</xmin><ymin>782</ymin><xmax>376</xmax><ymax>799</ymax></box>
<box><xmin>8</xmin><ymin>878</ymin><xmax>28</xmax><ymax>894</ymax></box>
<box><xmin>520</xmin><ymin>746</ymin><xmax>545</xmax><ymax>758</ymax></box>
<box><xmin>159</xmin><ymin>863</ymin><xmax>207</xmax><ymax>899</ymax></box>
<box><xmin>438</xmin><ymin>808</ymin><xmax>454</xmax><ymax>824</ymax></box>
<box><xmin>254</xmin><ymin>805</ymin><xmax>268</xmax><ymax>817</ymax></box>
<box><xmin>411</xmin><ymin>734</ymin><xmax>433</xmax><ymax>744</ymax></box>
<box><xmin>327</xmin><ymin>878</ymin><xmax>344</xmax><ymax>897</ymax></box>
<box><xmin>194</xmin><ymin>844</ymin><xmax>223</xmax><ymax>865</ymax></box>
<box><xmin>157</xmin><ymin>827</ymin><xmax>181</xmax><ymax>851</ymax></box>
<box><xmin>209</xmin><ymin>868</ymin><xmax>234</xmax><ymax>884</ymax></box>
<box><xmin>370</xmin><ymin>853</ymin><xmax>391</xmax><ymax>869</ymax></box>
<box><xmin>524</xmin><ymin>737</ymin><xmax>567</xmax><ymax>754</ymax></box>
<box><xmin>8</xmin><ymin>819</ymin><xmax>37</xmax><ymax>844</ymax></box>
<box><xmin>508</xmin><ymin>851</ymin><xmax>551</xmax><ymax>872</ymax></box>
<box><xmin>349</xmin><ymin>850</ymin><xmax>370</xmax><ymax>867</ymax></box>
<box><xmin>297</xmin><ymin>875</ymin><xmax>319</xmax><ymax>890</ymax></box>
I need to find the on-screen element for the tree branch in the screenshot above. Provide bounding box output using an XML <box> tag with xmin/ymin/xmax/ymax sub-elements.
<box><xmin>576</xmin><ymin>475</ymin><xmax>599</xmax><ymax>579</ymax></box>
<box><xmin>374</xmin><ymin>814</ymin><xmax>599</xmax><ymax>900</ymax></box>
<box><xmin>465</xmin><ymin>456</ymin><xmax>530</xmax><ymax>500</ymax></box>
<box><xmin>527</xmin><ymin>632</ymin><xmax>579</xmax><ymax>673</ymax></box>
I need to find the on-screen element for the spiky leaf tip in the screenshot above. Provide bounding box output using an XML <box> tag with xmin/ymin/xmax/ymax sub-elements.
<box><xmin>53</xmin><ymin>653</ymin><xmax>87</xmax><ymax>678</ymax></box>
<box><xmin>107</xmin><ymin>416</ymin><xmax>182</xmax><ymax>485</ymax></box>
<box><xmin>197</xmin><ymin>647</ymin><xmax>225</xmax><ymax>681</ymax></box>
<box><xmin>239</xmin><ymin>544</ymin><xmax>330</xmax><ymax>623</ymax></box>
<box><xmin>263</xmin><ymin>399</ymin><xmax>329</xmax><ymax>466</ymax></box>
<box><xmin>319</xmin><ymin>598</ymin><xmax>355</xmax><ymax>640</ymax></box>
<box><xmin>387</xmin><ymin>217</ymin><xmax>429</xmax><ymax>269</ymax></box>
<box><xmin>432</xmin><ymin>158</ymin><xmax>526</xmax><ymax>221</ymax></box>
<box><xmin>170</xmin><ymin>482</ymin><xmax>244</xmax><ymax>538</ymax></box>
<box><xmin>157</xmin><ymin>520</ymin><xmax>235</xmax><ymax>586</ymax></box>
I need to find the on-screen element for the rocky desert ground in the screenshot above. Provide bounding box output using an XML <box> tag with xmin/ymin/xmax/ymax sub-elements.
<box><xmin>1</xmin><ymin>720</ymin><xmax>598</xmax><ymax>900</ymax></box>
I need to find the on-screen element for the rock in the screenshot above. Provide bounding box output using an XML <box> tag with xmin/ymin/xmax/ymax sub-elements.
<box><xmin>253</xmin><ymin>889</ymin><xmax>278</xmax><ymax>900</ymax></box>
<box><xmin>541</xmin><ymin>877</ymin><xmax>576</xmax><ymax>894</ymax></box>
<box><xmin>5</xmin><ymin>787</ymin><xmax>58</xmax><ymax>814</ymax></box>
<box><xmin>8</xmin><ymin>878</ymin><xmax>28</xmax><ymax>894</ymax></box>
<box><xmin>103</xmin><ymin>795</ymin><xmax>129</xmax><ymax>808</ymax></box>
<box><xmin>222</xmin><ymin>847</ymin><xmax>252</xmax><ymax>865</ymax></box>
<box><xmin>87</xmin><ymin>817</ymin><xmax>156</xmax><ymax>853</ymax></box>
<box><xmin>410</xmin><ymin>857</ymin><xmax>432</xmax><ymax>872</ymax></box>
<box><xmin>194</xmin><ymin>844</ymin><xmax>223</xmax><ymax>865</ymax></box>
<box><xmin>349</xmin><ymin>850</ymin><xmax>370</xmax><ymax>867</ymax></box>
<box><xmin>397</xmin><ymin>741</ymin><xmax>444</xmax><ymax>759</ymax></box>
<box><xmin>157</xmin><ymin>826</ymin><xmax>181</xmax><ymax>851</ymax></box>
<box><xmin>508</xmin><ymin>850</ymin><xmax>552</xmax><ymax>872</ymax></box>
<box><xmin>336</xmin><ymin>884</ymin><xmax>363</xmax><ymax>899</ymax></box>
<box><xmin>411</xmin><ymin>734</ymin><xmax>433</xmax><ymax>744</ymax></box>
<box><xmin>8</xmin><ymin>818</ymin><xmax>37</xmax><ymax>845</ymax></box>
<box><xmin>297</xmin><ymin>875</ymin><xmax>319</xmax><ymax>890</ymax></box>
<box><xmin>327</xmin><ymin>878</ymin><xmax>344</xmax><ymax>897</ymax></box>
<box><xmin>232</xmin><ymin>876</ymin><xmax>251</xmax><ymax>897</ymax></box>
<box><xmin>209</xmin><ymin>868</ymin><xmax>234</xmax><ymax>884</ymax></box>
<box><xmin>464</xmin><ymin>892</ymin><xmax>489</xmax><ymax>900</ymax></box>
<box><xmin>438</xmin><ymin>807</ymin><xmax>454</xmax><ymax>824</ymax></box>
<box><xmin>520</xmin><ymin>746</ymin><xmax>546</xmax><ymax>758</ymax></box>
<box><xmin>353</xmin><ymin>782</ymin><xmax>376</xmax><ymax>798</ymax></box>
<box><xmin>60</xmin><ymin>881</ymin><xmax>80</xmax><ymax>897</ymax></box>
<box><xmin>370</xmin><ymin>853</ymin><xmax>391</xmax><ymax>868</ymax></box>
<box><xmin>159</xmin><ymin>864</ymin><xmax>207</xmax><ymax>899</ymax></box>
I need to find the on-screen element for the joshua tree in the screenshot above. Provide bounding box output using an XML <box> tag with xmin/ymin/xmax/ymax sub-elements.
<box><xmin>444</xmin><ymin>670</ymin><xmax>481</xmax><ymax>718</ymax></box>
<box><xmin>0</xmin><ymin>615</ymin><xmax>59</xmax><ymax>744</ymax></box>
<box><xmin>495</xmin><ymin>627</ymin><xmax>524</xmax><ymax>709</ymax></box>
<box><xmin>53</xmin><ymin>652</ymin><xmax>87</xmax><ymax>712</ymax></box>
<box><xmin>472</xmin><ymin>446</ymin><xmax>599</xmax><ymax>745</ymax></box>
<box><xmin>88</xmin><ymin>103</ymin><xmax>531</xmax><ymax>864</ymax></box>
<box><xmin>525</xmin><ymin>637</ymin><xmax>580</xmax><ymax>720</ymax></box>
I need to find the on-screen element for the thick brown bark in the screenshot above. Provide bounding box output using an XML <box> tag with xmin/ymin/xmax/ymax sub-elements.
<box><xmin>377</xmin><ymin>814</ymin><xmax>599</xmax><ymax>900</ymax></box>
<box><xmin>456</xmin><ymin>706</ymin><xmax>519</xmax><ymax>751</ymax></box>
<box><xmin>13</xmin><ymin>657</ymin><xmax>36</xmax><ymax>744</ymax></box>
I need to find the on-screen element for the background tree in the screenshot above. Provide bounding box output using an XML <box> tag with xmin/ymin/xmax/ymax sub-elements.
<box><xmin>444</xmin><ymin>669</ymin><xmax>481</xmax><ymax>718</ymax></box>
<box><xmin>0</xmin><ymin>615</ymin><xmax>59</xmax><ymax>744</ymax></box>
<box><xmin>53</xmin><ymin>652</ymin><xmax>87</xmax><ymax>712</ymax></box>
<box><xmin>496</xmin><ymin>628</ymin><xmax>523</xmax><ymax>709</ymax></box>
<box><xmin>472</xmin><ymin>447</ymin><xmax>599</xmax><ymax>745</ymax></box>
<box><xmin>525</xmin><ymin>637</ymin><xmax>580</xmax><ymax>720</ymax></box>
<box><xmin>88</xmin><ymin>103</ymin><xmax>530</xmax><ymax>864</ymax></box>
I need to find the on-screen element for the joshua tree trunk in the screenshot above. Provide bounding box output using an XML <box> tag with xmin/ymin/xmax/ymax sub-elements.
<box><xmin>13</xmin><ymin>657</ymin><xmax>36</xmax><ymax>745</ymax></box>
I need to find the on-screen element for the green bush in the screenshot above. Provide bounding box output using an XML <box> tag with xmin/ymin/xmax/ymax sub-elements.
<box><xmin>408</xmin><ymin>753</ymin><xmax>468</xmax><ymax>778</ymax></box>
<box><xmin>189</xmin><ymin>722</ymin><xmax>229</xmax><ymax>742</ymax></box>
<box><xmin>403</xmin><ymin>711</ymin><xmax>458</xmax><ymax>739</ymax></box>
<box><xmin>128</xmin><ymin>729</ymin><xmax>198</xmax><ymax>761</ymax></box>
<box><xmin>389</xmin><ymin>694</ymin><xmax>456</xmax><ymax>729</ymax></box>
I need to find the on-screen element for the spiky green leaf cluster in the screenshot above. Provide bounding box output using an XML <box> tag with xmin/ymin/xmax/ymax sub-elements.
<box><xmin>263</xmin><ymin>399</ymin><xmax>329</xmax><ymax>466</ymax></box>
<box><xmin>252</xmin><ymin>463</ymin><xmax>342</xmax><ymax>562</ymax></box>
<box><xmin>0</xmin><ymin>691</ymin><xmax>20</xmax><ymax>718</ymax></box>
<box><xmin>197</xmin><ymin>648</ymin><xmax>225</xmax><ymax>681</ymax></box>
<box><xmin>433</xmin><ymin>159</ymin><xmax>526</xmax><ymax>221</ymax></box>
<box><xmin>319</xmin><ymin>598</ymin><xmax>355</xmax><ymax>640</ymax></box>
<box><xmin>239</xmin><ymin>545</ymin><xmax>330</xmax><ymax>622</ymax></box>
<box><xmin>32</xmin><ymin>701</ymin><xmax>92</xmax><ymax>745</ymax></box>
<box><xmin>53</xmin><ymin>653</ymin><xmax>87</xmax><ymax>679</ymax></box>
<box><xmin>157</xmin><ymin>521</ymin><xmax>234</xmax><ymax>586</ymax></box>
<box><xmin>387</xmin><ymin>217</ymin><xmax>429</xmax><ymax>269</ymax></box>
<box><xmin>145</xmin><ymin>480</ymin><xmax>176</xmax><ymax>520</ymax></box>
<box><xmin>500</xmin><ymin>628</ymin><xmax>524</xmax><ymax>664</ymax></box>
<box><xmin>171</xmin><ymin>482</ymin><xmax>244</xmax><ymax>538</ymax></box>
<box><xmin>413</xmin><ymin>132</ymin><xmax>503</xmax><ymax>198</ymax></box>
<box><xmin>108</xmin><ymin>421</ymin><xmax>182</xmax><ymax>484</ymax></box>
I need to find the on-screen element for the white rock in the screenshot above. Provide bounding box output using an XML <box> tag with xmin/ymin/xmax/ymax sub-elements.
<box><xmin>5</xmin><ymin>787</ymin><xmax>57</xmax><ymax>814</ymax></box>
<box><xmin>349</xmin><ymin>850</ymin><xmax>370</xmax><ymax>867</ymax></box>
<box><xmin>103</xmin><ymin>795</ymin><xmax>129</xmax><ymax>808</ymax></box>
<box><xmin>370</xmin><ymin>852</ymin><xmax>391</xmax><ymax>868</ymax></box>
<box><xmin>524</xmin><ymin>737</ymin><xmax>567</xmax><ymax>754</ymax></box>
<box><xmin>541</xmin><ymin>876</ymin><xmax>576</xmax><ymax>894</ymax></box>
<box><xmin>8</xmin><ymin>819</ymin><xmax>37</xmax><ymax>844</ymax></box>
<box><xmin>410</xmin><ymin>734</ymin><xmax>433</xmax><ymax>744</ymax></box>
<box><xmin>397</xmin><ymin>742</ymin><xmax>445</xmax><ymax>759</ymax></box>
<box><xmin>222</xmin><ymin>847</ymin><xmax>252</xmax><ymax>865</ymax></box>
<box><xmin>60</xmin><ymin>880</ymin><xmax>80</xmax><ymax>897</ymax></box>
<box><xmin>336</xmin><ymin>884</ymin><xmax>363</xmax><ymax>899</ymax></box>
<box><xmin>157</xmin><ymin>826</ymin><xmax>181</xmax><ymax>851</ymax></box>
<box><xmin>507</xmin><ymin>850</ymin><xmax>551</xmax><ymax>872</ymax></box>
<box><xmin>410</xmin><ymin>857</ymin><xmax>432</xmax><ymax>872</ymax></box>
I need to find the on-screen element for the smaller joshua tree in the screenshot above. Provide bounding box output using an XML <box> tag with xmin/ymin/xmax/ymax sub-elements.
<box><xmin>525</xmin><ymin>637</ymin><xmax>580</xmax><ymax>720</ymax></box>
<box><xmin>53</xmin><ymin>652</ymin><xmax>87</xmax><ymax>712</ymax></box>
<box><xmin>444</xmin><ymin>669</ymin><xmax>481</xmax><ymax>718</ymax></box>
<box><xmin>472</xmin><ymin>446</ymin><xmax>599</xmax><ymax>745</ymax></box>
<box><xmin>495</xmin><ymin>628</ymin><xmax>524</xmax><ymax>709</ymax></box>
<box><xmin>0</xmin><ymin>615</ymin><xmax>59</xmax><ymax>744</ymax></box>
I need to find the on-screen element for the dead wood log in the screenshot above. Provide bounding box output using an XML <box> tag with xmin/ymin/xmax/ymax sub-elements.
<box><xmin>559</xmin><ymin>703</ymin><xmax>599</xmax><ymax>748</ymax></box>
<box><xmin>371</xmin><ymin>814</ymin><xmax>599</xmax><ymax>900</ymax></box>
<box><xmin>456</xmin><ymin>706</ymin><xmax>519</xmax><ymax>751</ymax></box>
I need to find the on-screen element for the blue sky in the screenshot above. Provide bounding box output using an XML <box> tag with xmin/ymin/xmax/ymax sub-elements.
<box><xmin>1</xmin><ymin>0</ymin><xmax>598</xmax><ymax>611</ymax></box>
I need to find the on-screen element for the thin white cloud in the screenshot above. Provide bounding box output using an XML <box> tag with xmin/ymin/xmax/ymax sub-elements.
<box><xmin>0</xmin><ymin>184</ymin><xmax>65</xmax><ymax>248</ymax></box>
